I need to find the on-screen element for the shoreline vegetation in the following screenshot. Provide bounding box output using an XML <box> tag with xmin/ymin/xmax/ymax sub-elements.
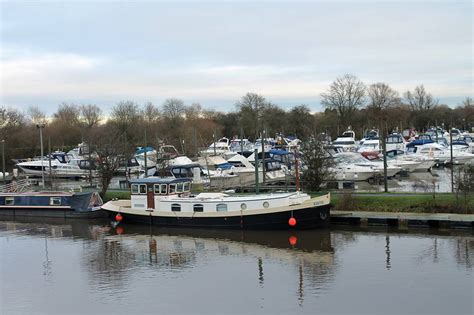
<box><xmin>331</xmin><ymin>192</ymin><xmax>473</xmax><ymax>214</ymax></box>
<box><xmin>103</xmin><ymin>190</ymin><xmax>474</xmax><ymax>215</ymax></box>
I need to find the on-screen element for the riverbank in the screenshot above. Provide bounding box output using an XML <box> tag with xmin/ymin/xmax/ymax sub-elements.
<box><xmin>330</xmin><ymin>192</ymin><xmax>474</xmax><ymax>214</ymax></box>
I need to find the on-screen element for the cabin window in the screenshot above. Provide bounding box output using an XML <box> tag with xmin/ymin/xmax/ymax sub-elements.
<box><xmin>171</xmin><ymin>204</ymin><xmax>181</xmax><ymax>212</ymax></box>
<box><xmin>176</xmin><ymin>182</ymin><xmax>184</xmax><ymax>193</ymax></box>
<box><xmin>139</xmin><ymin>184</ymin><xmax>147</xmax><ymax>194</ymax></box>
<box><xmin>241</xmin><ymin>203</ymin><xmax>247</xmax><ymax>210</ymax></box>
<box><xmin>183</xmin><ymin>182</ymin><xmax>191</xmax><ymax>192</ymax></box>
<box><xmin>155</xmin><ymin>184</ymin><xmax>167</xmax><ymax>194</ymax></box>
<box><xmin>50</xmin><ymin>197</ymin><xmax>61</xmax><ymax>206</ymax></box>
<box><xmin>263</xmin><ymin>201</ymin><xmax>269</xmax><ymax>208</ymax></box>
<box><xmin>216</xmin><ymin>204</ymin><xmax>227</xmax><ymax>212</ymax></box>
<box><xmin>5</xmin><ymin>197</ymin><xmax>14</xmax><ymax>205</ymax></box>
<box><xmin>169</xmin><ymin>184</ymin><xmax>176</xmax><ymax>194</ymax></box>
<box><xmin>131</xmin><ymin>184</ymin><xmax>139</xmax><ymax>194</ymax></box>
<box><xmin>193</xmin><ymin>204</ymin><xmax>204</xmax><ymax>212</ymax></box>
<box><xmin>160</xmin><ymin>185</ymin><xmax>167</xmax><ymax>194</ymax></box>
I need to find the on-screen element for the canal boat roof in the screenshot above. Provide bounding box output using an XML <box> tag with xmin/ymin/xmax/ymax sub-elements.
<box><xmin>129</xmin><ymin>177</ymin><xmax>192</xmax><ymax>185</ymax></box>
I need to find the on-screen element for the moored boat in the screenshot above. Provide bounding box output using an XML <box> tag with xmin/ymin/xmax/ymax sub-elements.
<box><xmin>101</xmin><ymin>177</ymin><xmax>331</xmax><ymax>229</ymax></box>
<box><xmin>0</xmin><ymin>191</ymin><xmax>105</xmax><ymax>218</ymax></box>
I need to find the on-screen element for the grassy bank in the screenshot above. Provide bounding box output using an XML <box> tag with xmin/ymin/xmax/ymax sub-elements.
<box><xmin>329</xmin><ymin>192</ymin><xmax>473</xmax><ymax>214</ymax></box>
<box><xmin>103</xmin><ymin>190</ymin><xmax>131</xmax><ymax>202</ymax></box>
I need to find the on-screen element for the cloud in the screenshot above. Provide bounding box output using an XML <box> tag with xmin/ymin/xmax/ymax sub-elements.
<box><xmin>1</xmin><ymin>47</ymin><xmax>100</xmax><ymax>79</ymax></box>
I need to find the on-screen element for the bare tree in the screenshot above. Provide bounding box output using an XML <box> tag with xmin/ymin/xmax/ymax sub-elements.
<box><xmin>461</xmin><ymin>97</ymin><xmax>473</xmax><ymax>107</ymax></box>
<box><xmin>80</xmin><ymin>104</ymin><xmax>102</xmax><ymax>129</ymax></box>
<box><xmin>162</xmin><ymin>98</ymin><xmax>185</xmax><ymax>121</ymax></box>
<box><xmin>236</xmin><ymin>92</ymin><xmax>268</xmax><ymax>139</ymax></box>
<box><xmin>368</xmin><ymin>83</ymin><xmax>400</xmax><ymax>111</ymax></box>
<box><xmin>404</xmin><ymin>85</ymin><xmax>438</xmax><ymax>111</ymax></box>
<box><xmin>142</xmin><ymin>102</ymin><xmax>160</xmax><ymax>123</ymax></box>
<box><xmin>110</xmin><ymin>101</ymin><xmax>141</xmax><ymax>141</ymax></box>
<box><xmin>0</xmin><ymin>107</ymin><xmax>26</xmax><ymax>140</ymax></box>
<box><xmin>320</xmin><ymin>74</ymin><xmax>366</xmax><ymax>129</ymax></box>
<box><xmin>27</xmin><ymin>106</ymin><xmax>47</xmax><ymax>125</ymax></box>
<box><xmin>185</xmin><ymin>103</ymin><xmax>203</xmax><ymax>121</ymax></box>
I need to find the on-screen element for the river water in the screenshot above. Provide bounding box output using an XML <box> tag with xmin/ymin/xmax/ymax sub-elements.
<box><xmin>0</xmin><ymin>218</ymin><xmax>472</xmax><ymax>314</ymax></box>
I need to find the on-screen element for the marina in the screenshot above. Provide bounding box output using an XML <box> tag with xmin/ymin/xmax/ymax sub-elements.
<box><xmin>1</xmin><ymin>2</ymin><xmax>473</xmax><ymax>313</ymax></box>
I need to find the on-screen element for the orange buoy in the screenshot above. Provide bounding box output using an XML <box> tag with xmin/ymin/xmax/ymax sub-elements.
<box><xmin>116</xmin><ymin>226</ymin><xmax>124</xmax><ymax>235</ymax></box>
<box><xmin>289</xmin><ymin>235</ymin><xmax>297</xmax><ymax>246</ymax></box>
<box><xmin>115</xmin><ymin>213</ymin><xmax>123</xmax><ymax>222</ymax></box>
<box><xmin>288</xmin><ymin>217</ymin><xmax>296</xmax><ymax>227</ymax></box>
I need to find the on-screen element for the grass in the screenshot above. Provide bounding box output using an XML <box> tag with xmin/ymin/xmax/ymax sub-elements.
<box><xmin>103</xmin><ymin>190</ymin><xmax>131</xmax><ymax>202</ymax></box>
<box><xmin>326</xmin><ymin>192</ymin><xmax>474</xmax><ymax>214</ymax></box>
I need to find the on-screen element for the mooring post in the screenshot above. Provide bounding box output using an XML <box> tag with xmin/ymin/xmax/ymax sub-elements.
<box><xmin>254</xmin><ymin>148</ymin><xmax>259</xmax><ymax>194</ymax></box>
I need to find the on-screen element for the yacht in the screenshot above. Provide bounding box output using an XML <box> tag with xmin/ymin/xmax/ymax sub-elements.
<box><xmin>334</xmin><ymin>152</ymin><xmax>401</xmax><ymax>178</ymax></box>
<box><xmin>16</xmin><ymin>152</ymin><xmax>97</xmax><ymax>178</ymax></box>
<box><xmin>332</xmin><ymin>129</ymin><xmax>357</xmax><ymax>152</ymax></box>
<box><xmin>386</xmin><ymin>133</ymin><xmax>406</xmax><ymax>152</ymax></box>
<box><xmin>357</xmin><ymin>137</ymin><xmax>380</xmax><ymax>153</ymax></box>
<box><xmin>200</xmin><ymin>137</ymin><xmax>235</xmax><ymax>159</ymax></box>
<box><xmin>385</xmin><ymin>150</ymin><xmax>436</xmax><ymax>172</ymax></box>
<box><xmin>413</xmin><ymin>143</ymin><xmax>474</xmax><ymax>164</ymax></box>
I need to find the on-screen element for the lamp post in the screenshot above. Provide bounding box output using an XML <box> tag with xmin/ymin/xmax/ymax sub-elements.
<box><xmin>37</xmin><ymin>124</ymin><xmax>45</xmax><ymax>187</ymax></box>
<box><xmin>1</xmin><ymin>140</ymin><xmax>5</xmax><ymax>182</ymax></box>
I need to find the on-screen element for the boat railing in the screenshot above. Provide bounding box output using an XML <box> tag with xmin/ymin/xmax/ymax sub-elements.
<box><xmin>0</xmin><ymin>179</ymin><xmax>32</xmax><ymax>193</ymax></box>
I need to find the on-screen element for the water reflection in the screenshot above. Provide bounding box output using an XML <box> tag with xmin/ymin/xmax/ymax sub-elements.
<box><xmin>0</xmin><ymin>217</ymin><xmax>472</xmax><ymax>314</ymax></box>
<box><xmin>385</xmin><ymin>235</ymin><xmax>391</xmax><ymax>270</ymax></box>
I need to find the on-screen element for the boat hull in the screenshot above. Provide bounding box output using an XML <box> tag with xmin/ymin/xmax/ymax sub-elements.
<box><xmin>0</xmin><ymin>207</ymin><xmax>107</xmax><ymax>219</ymax></box>
<box><xmin>104</xmin><ymin>204</ymin><xmax>330</xmax><ymax>230</ymax></box>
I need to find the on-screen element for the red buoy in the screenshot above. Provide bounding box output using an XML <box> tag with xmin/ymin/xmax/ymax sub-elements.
<box><xmin>289</xmin><ymin>235</ymin><xmax>297</xmax><ymax>246</ymax></box>
<box><xmin>288</xmin><ymin>217</ymin><xmax>296</xmax><ymax>227</ymax></box>
<box><xmin>116</xmin><ymin>226</ymin><xmax>124</xmax><ymax>235</ymax></box>
<box><xmin>115</xmin><ymin>213</ymin><xmax>123</xmax><ymax>222</ymax></box>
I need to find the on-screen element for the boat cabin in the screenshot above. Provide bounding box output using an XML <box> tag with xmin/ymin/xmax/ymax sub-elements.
<box><xmin>130</xmin><ymin>177</ymin><xmax>192</xmax><ymax>209</ymax></box>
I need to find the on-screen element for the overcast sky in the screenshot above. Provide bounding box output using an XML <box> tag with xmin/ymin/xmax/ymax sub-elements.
<box><xmin>1</xmin><ymin>0</ymin><xmax>472</xmax><ymax>115</ymax></box>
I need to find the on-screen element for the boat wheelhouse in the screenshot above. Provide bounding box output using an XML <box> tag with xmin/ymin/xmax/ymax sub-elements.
<box><xmin>102</xmin><ymin>177</ymin><xmax>331</xmax><ymax>229</ymax></box>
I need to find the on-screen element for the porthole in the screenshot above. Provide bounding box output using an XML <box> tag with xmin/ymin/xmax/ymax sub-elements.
<box><xmin>263</xmin><ymin>201</ymin><xmax>269</xmax><ymax>208</ymax></box>
<box><xmin>241</xmin><ymin>203</ymin><xmax>247</xmax><ymax>210</ymax></box>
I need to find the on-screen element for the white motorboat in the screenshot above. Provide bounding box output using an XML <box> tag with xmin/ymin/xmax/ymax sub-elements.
<box><xmin>200</xmin><ymin>137</ymin><xmax>235</xmax><ymax>159</ymax></box>
<box><xmin>414</xmin><ymin>143</ymin><xmax>474</xmax><ymax>164</ymax></box>
<box><xmin>334</xmin><ymin>152</ymin><xmax>401</xmax><ymax>178</ymax></box>
<box><xmin>16</xmin><ymin>152</ymin><xmax>97</xmax><ymax>178</ymax></box>
<box><xmin>386</xmin><ymin>150</ymin><xmax>436</xmax><ymax>172</ymax></box>
<box><xmin>330</xmin><ymin>164</ymin><xmax>378</xmax><ymax>181</ymax></box>
<box><xmin>385</xmin><ymin>133</ymin><xmax>406</xmax><ymax>152</ymax></box>
<box><xmin>332</xmin><ymin>129</ymin><xmax>357</xmax><ymax>152</ymax></box>
<box><xmin>357</xmin><ymin>138</ymin><xmax>380</xmax><ymax>153</ymax></box>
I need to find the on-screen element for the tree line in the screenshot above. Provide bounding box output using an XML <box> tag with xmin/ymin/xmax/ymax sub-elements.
<box><xmin>1</xmin><ymin>74</ymin><xmax>472</xmax><ymax>169</ymax></box>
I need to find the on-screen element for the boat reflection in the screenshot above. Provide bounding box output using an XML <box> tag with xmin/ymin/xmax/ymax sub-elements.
<box><xmin>1</xmin><ymin>216</ymin><xmax>471</xmax><ymax>308</ymax></box>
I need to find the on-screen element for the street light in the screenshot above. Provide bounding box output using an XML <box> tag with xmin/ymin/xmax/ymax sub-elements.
<box><xmin>1</xmin><ymin>139</ymin><xmax>5</xmax><ymax>182</ymax></box>
<box><xmin>36</xmin><ymin>124</ymin><xmax>45</xmax><ymax>187</ymax></box>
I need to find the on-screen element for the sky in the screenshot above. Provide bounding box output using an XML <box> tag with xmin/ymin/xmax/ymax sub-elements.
<box><xmin>0</xmin><ymin>0</ymin><xmax>472</xmax><ymax>115</ymax></box>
